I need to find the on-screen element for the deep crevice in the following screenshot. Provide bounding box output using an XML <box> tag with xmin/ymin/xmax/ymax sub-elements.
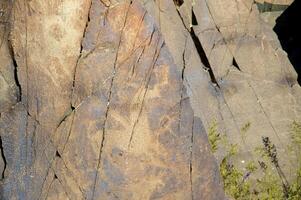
<box><xmin>274</xmin><ymin>1</ymin><xmax>301</xmax><ymax>85</ymax></box>
<box><xmin>178</xmin><ymin>37</ymin><xmax>188</xmax><ymax>135</ymax></box>
<box><xmin>172</xmin><ymin>3</ymin><xmax>220</xmax><ymax>87</ymax></box>
<box><xmin>0</xmin><ymin>136</ymin><xmax>7</xmax><ymax>179</ymax></box>
<box><xmin>181</xmin><ymin>40</ymin><xmax>187</xmax><ymax>80</ymax></box>
<box><xmin>55</xmin><ymin>150</ymin><xmax>61</xmax><ymax>158</ymax></box>
<box><xmin>191</xmin><ymin>10</ymin><xmax>198</xmax><ymax>26</ymax></box>
<box><xmin>232</xmin><ymin>57</ymin><xmax>241</xmax><ymax>71</ymax></box>
<box><xmin>174</xmin><ymin>0</ymin><xmax>184</xmax><ymax>7</ymax></box>
<box><xmin>56</xmin><ymin>105</ymin><xmax>75</xmax><ymax>129</ymax></box>
<box><xmin>8</xmin><ymin>40</ymin><xmax>22</xmax><ymax>102</ymax></box>
<box><xmin>12</xmin><ymin>56</ymin><xmax>21</xmax><ymax>101</ymax></box>
<box><xmin>71</xmin><ymin>1</ymin><xmax>92</xmax><ymax>105</ymax></box>
<box><xmin>190</xmin><ymin>27</ymin><xmax>219</xmax><ymax>87</ymax></box>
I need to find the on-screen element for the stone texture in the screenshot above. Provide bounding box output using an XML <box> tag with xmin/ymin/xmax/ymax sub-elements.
<box><xmin>0</xmin><ymin>0</ymin><xmax>18</xmax><ymax>113</ymax></box>
<box><xmin>1</xmin><ymin>0</ymin><xmax>301</xmax><ymax>199</ymax></box>
<box><xmin>144</xmin><ymin>0</ymin><xmax>301</xmax><ymax>180</ymax></box>
<box><xmin>0</xmin><ymin>0</ymin><xmax>225</xmax><ymax>199</ymax></box>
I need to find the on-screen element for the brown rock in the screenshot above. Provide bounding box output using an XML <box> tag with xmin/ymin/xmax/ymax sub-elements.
<box><xmin>0</xmin><ymin>0</ymin><xmax>225</xmax><ymax>199</ymax></box>
<box><xmin>1</xmin><ymin>0</ymin><xmax>300</xmax><ymax>198</ymax></box>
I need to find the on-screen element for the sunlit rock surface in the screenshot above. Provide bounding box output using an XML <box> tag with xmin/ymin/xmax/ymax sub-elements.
<box><xmin>0</xmin><ymin>0</ymin><xmax>300</xmax><ymax>199</ymax></box>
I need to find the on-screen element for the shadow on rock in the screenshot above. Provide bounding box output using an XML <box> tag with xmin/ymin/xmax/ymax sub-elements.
<box><xmin>274</xmin><ymin>0</ymin><xmax>301</xmax><ymax>85</ymax></box>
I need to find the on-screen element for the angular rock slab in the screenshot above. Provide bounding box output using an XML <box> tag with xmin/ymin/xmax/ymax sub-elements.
<box><xmin>66</xmin><ymin>0</ymin><xmax>224</xmax><ymax>199</ymax></box>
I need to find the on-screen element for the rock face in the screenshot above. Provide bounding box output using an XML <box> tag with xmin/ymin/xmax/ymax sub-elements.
<box><xmin>0</xmin><ymin>0</ymin><xmax>224</xmax><ymax>199</ymax></box>
<box><xmin>0</xmin><ymin>0</ymin><xmax>300</xmax><ymax>199</ymax></box>
<box><xmin>143</xmin><ymin>0</ymin><xmax>301</xmax><ymax>175</ymax></box>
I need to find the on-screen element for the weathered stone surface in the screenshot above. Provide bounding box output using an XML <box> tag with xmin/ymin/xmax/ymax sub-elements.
<box><xmin>144</xmin><ymin>0</ymin><xmax>301</xmax><ymax>180</ymax></box>
<box><xmin>0</xmin><ymin>0</ymin><xmax>18</xmax><ymax>113</ymax></box>
<box><xmin>1</xmin><ymin>0</ymin><xmax>301</xmax><ymax>199</ymax></box>
<box><xmin>0</xmin><ymin>0</ymin><xmax>225</xmax><ymax>199</ymax></box>
<box><xmin>10</xmin><ymin>0</ymin><xmax>91</xmax><ymax>128</ymax></box>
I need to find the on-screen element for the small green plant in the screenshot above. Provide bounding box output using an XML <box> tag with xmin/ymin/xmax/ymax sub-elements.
<box><xmin>290</xmin><ymin>121</ymin><xmax>301</xmax><ymax>149</ymax></box>
<box><xmin>287</xmin><ymin>121</ymin><xmax>301</xmax><ymax>200</ymax></box>
<box><xmin>208</xmin><ymin>120</ymin><xmax>301</xmax><ymax>199</ymax></box>
<box><xmin>241</xmin><ymin>122</ymin><xmax>251</xmax><ymax>133</ymax></box>
<box><xmin>246</xmin><ymin>161</ymin><xmax>257</xmax><ymax>173</ymax></box>
<box><xmin>219</xmin><ymin>143</ymin><xmax>251</xmax><ymax>199</ymax></box>
<box><xmin>261</xmin><ymin>136</ymin><xmax>290</xmax><ymax>198</ymax></box>
<box><xmin>220</xmin><ymin>160</ymin><xmax>251</xmax><ymax>199</ymax></box>
<box><xmin>287</xmin><ymin>167</ymin><xmax>301</xmax><ymax>199</ymax></box>
<box><xmin>208</xmin><ymin>120</ymin><xmax>221</xmax><ymax>153</ymax></box>
<box><xmin>240</xmin><ymin>122</ymin><xmax>251</xmax><ymax>142</ymax></box>
<box><xmin>255</xmin><ymin>170</ymin><xmax>284</xmax><ymax>200</ymax></box>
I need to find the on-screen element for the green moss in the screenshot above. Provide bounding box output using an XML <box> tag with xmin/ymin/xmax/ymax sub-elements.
<box><xmin>240</xmin><ymin>122</ymin><xmax>251</xmax><ymax>141</ymax></box>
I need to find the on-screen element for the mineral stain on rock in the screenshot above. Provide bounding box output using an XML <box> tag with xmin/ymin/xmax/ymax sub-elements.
<box><xmin>0</xmin><ymin>0</ymin><xmax>300</xmax><ymax>199</ymax></box>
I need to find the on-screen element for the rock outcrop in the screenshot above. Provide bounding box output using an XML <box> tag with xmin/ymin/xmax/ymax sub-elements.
<box><xmin>0</xmin><ymin>0</ymin><xmax>224</xmax><ymax>199</ymax></box>
<box><xmin>142</xmin><ymin>0</ymin><xmax>301</xmax><ymax>177</ymax></box>
<box><xmin>0</xmin><ymin>0</ymin><xmax>300</xmax><ymax>199</ymax></box>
